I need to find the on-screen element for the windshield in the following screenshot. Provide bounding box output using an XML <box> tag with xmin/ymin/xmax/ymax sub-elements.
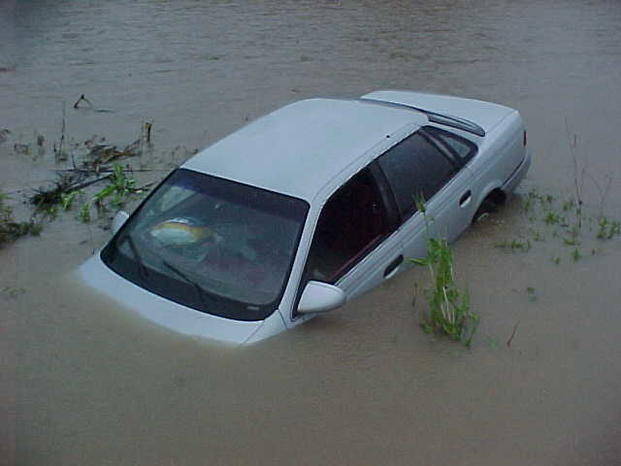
<box><xmin>101</xmin><ymin>169</ymin><xmax>309</xmax><ymax>321</ymax></box>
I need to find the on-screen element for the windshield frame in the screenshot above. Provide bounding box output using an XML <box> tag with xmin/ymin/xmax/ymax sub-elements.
<box><xmin>101</xmin><ymin>168</ymin><xmax>310</xmax><ymax>321</ymax></box>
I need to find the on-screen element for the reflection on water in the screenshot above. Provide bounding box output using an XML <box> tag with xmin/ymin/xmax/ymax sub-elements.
<box><xmin>2</xmin><ymin>0</ymin><xmax>621</xmax><ymax>464</ymax></box>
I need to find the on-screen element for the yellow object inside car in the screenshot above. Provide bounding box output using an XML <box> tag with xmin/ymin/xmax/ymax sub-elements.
<box><xmin>150</xmin><ymin>218</ymin><xmax>214</xmax><ymax>246</ymax></box>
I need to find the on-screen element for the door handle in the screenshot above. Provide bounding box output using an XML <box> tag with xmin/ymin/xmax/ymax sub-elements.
<box><xmin>384</xmin><ymin>255</ymin><xmax>404</xmax><ymax>278</ymax></box>
<box><xmin>459</xmin><ymin>190</ymin><xmax>472</xmax><ymax>207</ymax></box>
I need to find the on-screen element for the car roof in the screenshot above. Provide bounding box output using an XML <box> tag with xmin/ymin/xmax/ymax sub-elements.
<box><xmin>182</xmin><ymin>98</ymin><xmax>428</xmax><ymax>201</ymax></box>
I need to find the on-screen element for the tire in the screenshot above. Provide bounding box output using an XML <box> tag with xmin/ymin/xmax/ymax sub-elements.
<box><xmin>472</xmin><ymin>198</ymin><xmax>497</xmax><ymax>224</ymax></box>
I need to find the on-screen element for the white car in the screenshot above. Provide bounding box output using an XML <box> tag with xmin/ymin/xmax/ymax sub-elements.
<box><xmin>79</xmin><ymin>90</ymin><xmax>530</xmax><ymax>345</ymax></box>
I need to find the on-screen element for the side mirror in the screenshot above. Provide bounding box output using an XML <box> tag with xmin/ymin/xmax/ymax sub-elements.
<box><xmin>111</xmin><ymin>210</ymin><xmax>130</xmax><ymax>235</ymax></box>
<box><xmin>297</xmin><ymin>281</ymin><xmax>346</xmax><ymax>314</ymax></box>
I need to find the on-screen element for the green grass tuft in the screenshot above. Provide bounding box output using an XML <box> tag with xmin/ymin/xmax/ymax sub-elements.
<box><xmin>412</xmin><ymin>237</ymin><xmax>478</xmax><ymax>347</ymax></box>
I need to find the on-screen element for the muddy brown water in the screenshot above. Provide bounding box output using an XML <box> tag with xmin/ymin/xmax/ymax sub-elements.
<box><xmin>2</xmin><ymin>1</ymin><xmax>621</xmax><ymax>465</ymax></box>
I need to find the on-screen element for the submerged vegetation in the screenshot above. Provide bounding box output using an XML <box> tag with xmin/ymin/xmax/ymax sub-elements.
<box><xmin>92</xmin><ymin>165</ymin><xmax>139</xmax><ymax>210</ymax></box>
<box><xmin>0</xmin><ymin>190</ymin><xmax>42</xmax><ymax>247</ymax></box>
<box><xmin>29</xmin><ymin>164</ymin><xmax>149</xmax><ymax>225</ymax></box>
<box><xmin>596</xmin><ymin>216</ymin><xmax>621</xmax><ymax>240</ymax></box>
<box><xmin>30</xmin><ymin>173</ymin><xmax>83</xmax><ymax>215</ymax></box>
<box><xmin>84</xmin><ymin>164</ymin><xmax>150</xmax><ymax>222</ymax></box>
<box><xmin>499</xmin><ymin>128</ymin><xmax>621</xmax><ymax>263</ymax></box>
<box><xmin>412</xmin><ymin>237</ymin><xmax>478</xmax><ymax>346</ymax></box>
<box><xmin>411</xmin><ymin>174</ymin><xmax>618</xmax><ymax>347</ymax></box>
<box><xmin>411</xmin><ymin>201</ymin><xmax>478</xmax><ymax>347</ymax></box>
<box><xmin>2</xmin><ymin>108</ymin><xmax>159</xmax><ymax>242</ymax></box>
<box><xmin>2</xmin><ymin>104</ymin><xmax>199</xmax><ymax>247</ymax></box>
<box><xmin>496</xmin><ymin>186</ymin><xmax>621</xmax><ymax>263</ymax></box>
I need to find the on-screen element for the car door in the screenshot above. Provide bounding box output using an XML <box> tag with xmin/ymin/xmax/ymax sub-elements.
<box><xmin>421</xmin><ymin>127</ymin><xmax>478</xmax><ymax>240</ymax></box>
<box><xmin>302</xmin><ymin>165</ymin><xmax>403</xmax><ymax>301</ymax></box>
<box><xmin>376</xmin><ymin>129</ymin><xmax>475</xmax><ymax>262</ymax></box>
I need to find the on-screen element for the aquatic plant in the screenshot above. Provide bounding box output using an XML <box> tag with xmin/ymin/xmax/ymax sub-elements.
<box><xmin>526</xmin><ymin>287</ymin><xmax>537</xmax><ymax>302</ymax></box>
<box><xmin>60</xmin><ymin>190</ymin><xmax>80</xmax><ymax>211</ymax></box>
<box><xmin>495</xmin><ymin>238</ymin><xmax>531</xmax><ymax>252</ymax></box>
<box><xmin>30</xmin><ymin>173</ymin><xmax>80</xmax><ymax>214</ymax></box>
<box><xmin>93</xmin><ymin>165</ymin><xmax>137</xmax><ymax>210</ymax></box>
<box><xmin>411</xmin><ymin>199</ymin><xmax>478</xmax><ymax>346</ymax></box>
<box><xmin>596</xmin><ymin>216</ymin><xmax>621</xmax><ymax>240</ymax></box>
<box><xmin>499</xmin><ymin>185</ymin><xmax>620</xmax><ymax>263</ymax></box>
<box><xmin>412</xmin><ymin>238</ymin><xmax>478</xmax><ymax>346</ymax></box>
<box><xmin>79</xmin><ymin>202</ymin><xmax>92</xmax><ymax>223</ymax></box>
<box><xmin>0</xmin><ymin>190</ymin><xmax>42</xmax><ymax>247</ymax></box>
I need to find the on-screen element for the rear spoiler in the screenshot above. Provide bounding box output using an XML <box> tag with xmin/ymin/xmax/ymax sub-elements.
<box><xmin>358</xmin><ymin>97</ymin><xmax>486</xmax><ymax>137</ymax></box>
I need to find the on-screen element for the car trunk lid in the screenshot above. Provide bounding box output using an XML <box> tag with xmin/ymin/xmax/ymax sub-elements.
<box><xmin>361</xmin><ymin>90</ymin><xmax>515</xmax><ymax>134</ymax></box>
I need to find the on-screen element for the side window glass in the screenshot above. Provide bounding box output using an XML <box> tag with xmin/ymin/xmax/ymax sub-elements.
<box><xmin>305</xmin><ymin>168</ymin><xmax>390</xmax><ymax>283</ymax></box>
<box><xmin>424</xmin><ymin>126</ymin><xmax>477</xmax><ymax>163</ymax></box>
<box><xmin>377</xmin><ymin>132</ymin><xmax>457</xmax><ymax>219</ymax></box>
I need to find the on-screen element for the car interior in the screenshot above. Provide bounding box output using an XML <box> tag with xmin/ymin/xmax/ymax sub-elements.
<box><xmin>305</xmin><ymin>168</ymin><xmax>390</xmax><ymax>282</ymax></box>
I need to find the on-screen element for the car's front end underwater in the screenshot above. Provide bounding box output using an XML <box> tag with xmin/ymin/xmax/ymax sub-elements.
<box><xmin>78</xmin><ymin>253</ymin><xmax>289</xmax><ymax>345</ymax></box>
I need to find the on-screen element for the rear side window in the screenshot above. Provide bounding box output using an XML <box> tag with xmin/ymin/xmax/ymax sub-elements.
<box><xmin>377</xmin><ymin>132</ymin><xmax>457</xmax><ymax>219</ymax></box>
<box><xmin>424</xmin><ymin>126</ymin><xmax>477</xmax><ymax>163</ymax></box>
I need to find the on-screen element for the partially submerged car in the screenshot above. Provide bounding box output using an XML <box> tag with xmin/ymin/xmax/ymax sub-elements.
<box><xmin>79</xmin><ymin>90</ymin><xmax>530</xmax><ymax>345</ymax></box>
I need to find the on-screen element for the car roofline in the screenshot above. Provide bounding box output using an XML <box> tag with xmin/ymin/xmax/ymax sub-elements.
<box><xmin>181</xmin><ymin>97</ymin><xmax>428</xmax><ymax>202</ymax></box>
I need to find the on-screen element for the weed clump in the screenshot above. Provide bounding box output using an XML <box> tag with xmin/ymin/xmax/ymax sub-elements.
<box><xmin>412</xmin><ymin>238</ymin><xmax>478</xmax><ymax>346</ymax></box>
<box><xmin>411</xmin><ymin>200</ymin><xmax>478</xmax><ymax>346</ymax></box>
<box><xmin>495</xmin><ymin>238</ymin><xmax>532</xmax><ymax>252</ymax></box>
<box><xmin>502</xmin><ymin>186</ymin><xmax>621</xmax><ymax>264</ymax></box>
<box><xmin>28</xmin><ymin>164</ymin><xmax>147</xmax><ymax>225</ymax></box>
<box><xmin>0</xmin><ymin>191</ymin><xmax>42</xmax><ymax>247</ymax></box>
<box><xmin>92</xmin><ymin>165</ymin><xmax>137</xmax><ymax>210</ymax></box>
<box><xmin>80</xmin><ymin>164</ymin><xmax>146</xmax><ymax>223</ymax></box>
<box><xmin>596</xmin><ymin>217</ymin><xmax>621</xmax><ymax>239</ymax></box>
<box><xmin>30</xmin><ymin>173</ymin><xmax>82</xmax><ymax>216</ymax></box>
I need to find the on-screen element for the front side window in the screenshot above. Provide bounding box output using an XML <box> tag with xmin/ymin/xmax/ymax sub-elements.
<box><xmin>305</xmin><ymin>168</ymin><xmax>391</xmax><ymax>283</ymax></box>
<box><xmin>377</xmin><ymin>132</ymin><xmax>458</xmax><ymax>219</ymax></box>
<box><xmin>101</xmin><ymin>169</ymin><xmax>309</xmax><ymax>321</ymax></box>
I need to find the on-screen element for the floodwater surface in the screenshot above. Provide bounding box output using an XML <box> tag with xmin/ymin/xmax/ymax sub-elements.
<box><xmin>2</xmin><ymin>1</ymin><xmax>621</xmax><ymax>465</ymax></box>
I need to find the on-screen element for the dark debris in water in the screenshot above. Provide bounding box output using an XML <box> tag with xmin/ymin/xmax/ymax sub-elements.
<box><xmin>0</xmin><ymin>128</ymin><xmax>10</xmax><ymax>144</ymax></box>
<box><xmin>4</xmin><ymin>115</ymin><xmax>161</xmax><ymax>245</ymax></box>
<box><xmin>72</xmin><ymin>93</ymin><xmax>113</xmax><ymax>113</ymax></box>
<box><xmin>1</xmin><ymin>192</ymin><xmax>42</xmax><ymax>247</ymax></box>
<box><xmin>30</xmin><ymin>173</ymin><xmax>84</xmax><ymax>210</ymax></box>
<box><xmin>86</xmin><ymin>138</ymin><xmax>144</xmax><ymax>170</ymax></box>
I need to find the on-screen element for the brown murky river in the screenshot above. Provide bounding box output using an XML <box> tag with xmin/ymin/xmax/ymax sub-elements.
<box><xmin>2</xmin><ymin>1</ymin><xmax>621</xmax><ymax>464</ymax></box>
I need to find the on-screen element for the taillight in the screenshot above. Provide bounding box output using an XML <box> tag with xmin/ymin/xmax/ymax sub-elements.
<box><xmin>523</xmin><ymin>129</ymin><xmax>527</xmax><ymax>146</ymax></box>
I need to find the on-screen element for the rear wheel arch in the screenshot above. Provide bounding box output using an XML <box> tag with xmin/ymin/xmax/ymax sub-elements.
<box><xmin>473</xmin><ymin>188</ymin><xmax>506</xmax><ymax>223</ymax></box>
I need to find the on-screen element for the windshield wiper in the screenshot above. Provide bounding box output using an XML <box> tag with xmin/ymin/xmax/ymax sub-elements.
<box><xmin>124</xmin><ymin>235</ymin><xmax>149</xmax><ymax>279</ymax></box>
<box><xmin>161</xmin><ymin>259</ymin><xmax>207</xmax><ymax>305</ymax></box>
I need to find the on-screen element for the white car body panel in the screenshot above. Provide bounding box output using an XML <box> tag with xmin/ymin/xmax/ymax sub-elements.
<box><xmin>424</xmin><ymin>168</ymin><xmax>476</xmax><ymax>243</ymax></box>
<box><xmin>395</xmin><ymin>166</ymin><xmax>475</xmax><ymax>269</ymax></box>
<box><xmin>336</xmin><ymin>228</ymin><xmax>404</xmax><ymax>300</ymax></box>
<box><xmin>467</xmin><ymin>112</ymin><xmax>527</xmax><ymax>209</ymax></box>
<box><xmin>79</xmin><ymin>90</ymin><xmax>530</xmax><ymax>345</ymax></box>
